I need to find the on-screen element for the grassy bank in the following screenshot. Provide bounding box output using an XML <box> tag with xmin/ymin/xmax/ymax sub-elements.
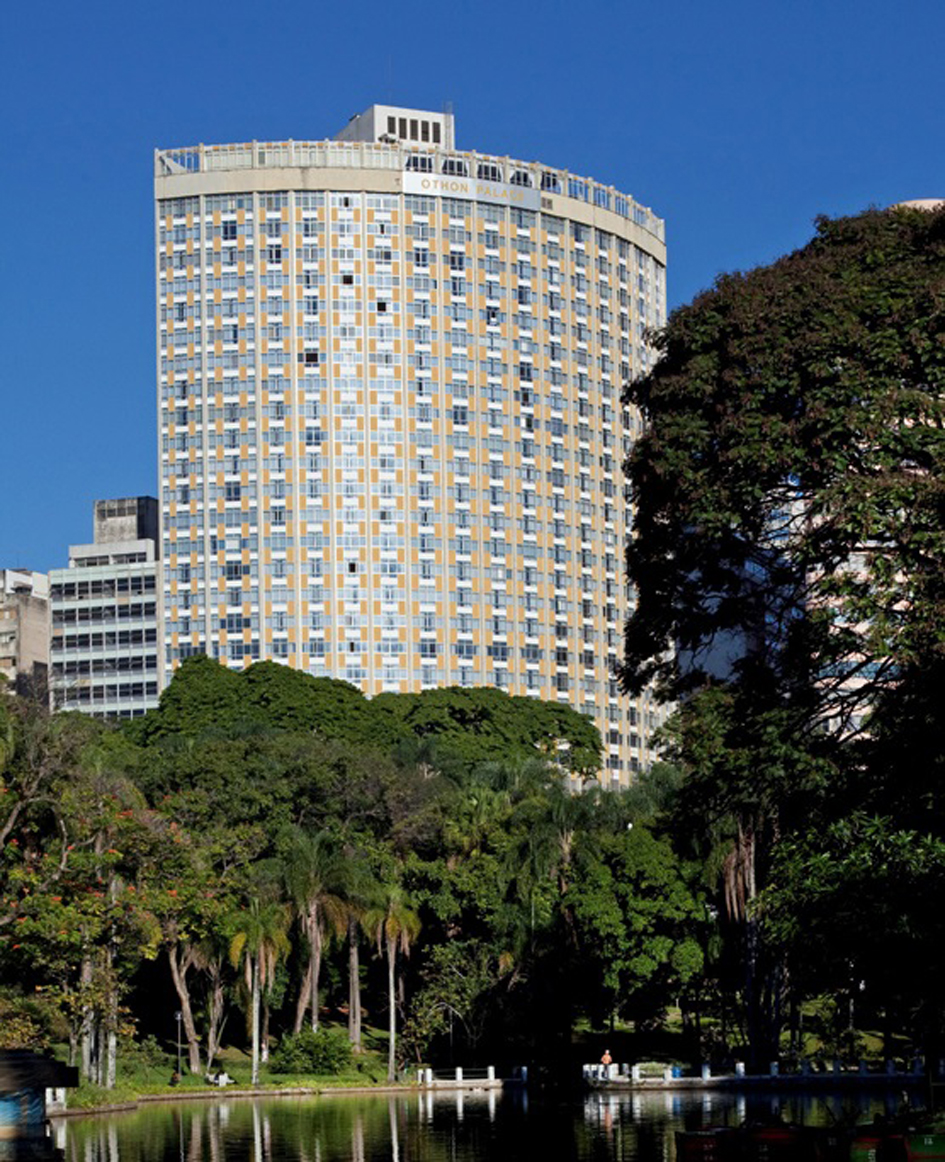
<box><xmin>62</xmin><ymin>1024</ymin><xmax>399</xmax><ymax>1110</ymax></box>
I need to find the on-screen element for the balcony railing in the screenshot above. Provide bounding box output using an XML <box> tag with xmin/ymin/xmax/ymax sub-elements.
<box><xmin>156</xmin><ymin>141</ymin><xmax>664</xmax><ymax>242</ymax></box>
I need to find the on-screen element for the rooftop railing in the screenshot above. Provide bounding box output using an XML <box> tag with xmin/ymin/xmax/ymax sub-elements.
<box><xmin>156</xmin><ymin>141</ymin><xmax>664</xmax><ymax>242</ymax></box>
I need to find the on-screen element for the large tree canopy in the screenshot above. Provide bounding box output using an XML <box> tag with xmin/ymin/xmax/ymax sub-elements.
<box><xmin>620</xmin><ymin>205</ymin><xmax>945</xmax><ymax>1066</ymax></box>
<box><xmin>622</xmin><ymin>205</ymin><xmax>945</xmax><ymax>735</ymax></box>
<box><xmin>133</xmin><ymin>657</ymin><xmax>601</xmax><ymax>776</ymax></box>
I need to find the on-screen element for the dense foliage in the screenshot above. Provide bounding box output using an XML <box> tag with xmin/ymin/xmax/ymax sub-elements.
<box><xmin>269</xmin><ymin>1026</ymin><xmax>353</xmax><ymax>1075</ymax></box>
<box><xmin>622</xmin><ymin>205</ymin><xmax>945</xmax><ymax>1067</ymax></box>
<box><xmin>0</xmin><ymin>665</ymin><xmax>709</xmax><ymax>1086</ymax></box>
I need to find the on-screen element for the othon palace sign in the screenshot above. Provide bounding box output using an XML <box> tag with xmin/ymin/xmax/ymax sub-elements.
<box><xmin>403</xmin><ymin>171</ymin><xmax>541</xmax><ymax>211</ymax></box>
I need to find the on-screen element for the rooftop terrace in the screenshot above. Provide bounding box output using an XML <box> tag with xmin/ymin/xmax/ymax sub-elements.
<box><xmin>155</xmin><ymin>140</ymin><xmax>664</xmax><ymax>243</ymax></box>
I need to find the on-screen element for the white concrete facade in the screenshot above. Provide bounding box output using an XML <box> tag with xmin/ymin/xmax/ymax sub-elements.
<box><xmin>49</xmin><ymin>498</ymin><xmax>162</xmax><ymax>719</ymax></box>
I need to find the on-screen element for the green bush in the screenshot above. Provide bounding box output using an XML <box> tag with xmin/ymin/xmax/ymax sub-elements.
<box><xmin>0</xmin><ymin>989</ymin><xmax>59</xmax><ymax>1050</ymax></box>
<box><xmin>270</xmin><ymin>1027</ymin><xmax>353</xmax><ymax>1075</ymax></box>
<box><xmin>120</xmin><ymin>1034</ymin><xmax>170</xmax><ymax>1071</ymax></box>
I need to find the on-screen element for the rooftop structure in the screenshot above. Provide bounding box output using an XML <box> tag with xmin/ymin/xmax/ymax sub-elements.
<box><xmin>335</xmin><ymin>104</ymin><xmax>456</xmax><ymax>150</ymax></box>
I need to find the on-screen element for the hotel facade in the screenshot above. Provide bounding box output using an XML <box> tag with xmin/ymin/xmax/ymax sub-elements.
<box><xmin>154</xmin><ymin>106</ymin><xmax>667</xmax><ymax>782</ymax></box>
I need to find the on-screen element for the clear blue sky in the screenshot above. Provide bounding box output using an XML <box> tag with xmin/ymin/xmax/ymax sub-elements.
<box><xmin>3</xmin><ymin>0</ymin><xmax>944</xmax><ymax>571</ymax></box>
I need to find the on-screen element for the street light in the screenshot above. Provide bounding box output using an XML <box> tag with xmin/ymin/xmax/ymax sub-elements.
<box><xmin>175</xmin><ymin>1011</ymin><xmax>182</xmax><ymax>1077</ymax></box>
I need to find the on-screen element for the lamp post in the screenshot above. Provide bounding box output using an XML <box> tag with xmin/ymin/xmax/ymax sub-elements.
<box><xmin>175</xmin><ymin>1011</ymin><xmax>182</xmax><ymax>1077</ymax></box>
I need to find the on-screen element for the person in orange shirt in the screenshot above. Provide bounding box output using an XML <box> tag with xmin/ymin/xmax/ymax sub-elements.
<box><xmin>600</xmin><ymin>1050</ymin><xmax>613</xmax><ymax>1066</ymax></box>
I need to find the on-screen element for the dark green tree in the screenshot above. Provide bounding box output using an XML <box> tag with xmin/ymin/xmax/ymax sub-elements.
<box><xmin>569</xmin><ymin>823</ymin><xmax>705</xmax><ymax>1032</ymax></box>
<box><xmin>622</xmin><ymin>205</ymin><xmax>945</xmax><ymax>725</ymax></box>
<box><xmin>131</xmin><ymin>656</ymin><xmax>379</xmax><ymax>746</ymax></box>
<box><xmin>621</xmin><ymin>204</ymin><xmax>945</xmax><ymax>1064</ymax></box>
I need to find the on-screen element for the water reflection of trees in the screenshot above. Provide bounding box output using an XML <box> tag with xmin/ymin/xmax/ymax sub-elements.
<box><xmin>62</xmin><ymin>1094</ymin><xmax>517</xmax><ymax>1162</ymax></box>
<box><xmin>61</xmin><ymin>1089</ymin><xmax>895</xmax><ymax>1162</ymax></box>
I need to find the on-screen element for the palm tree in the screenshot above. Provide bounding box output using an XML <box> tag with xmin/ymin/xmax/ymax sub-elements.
<box><xmin>367</xmin><ymin>885</ymin><xmax>421</xmax><ymax>1082</ymax></box>
<box><xmin>282</xmin><ymin>829</ymin><xmax>349</xmax><ymax>1034</ymax></box>
<box><xmin>340</xmin><ymin>849</ymin><xmax>385</xmax><ymax>1053</ymax></box>
<box><xmin>229</xmin><ymin>897</ymin><xmax>290</xmax><ymax>1084</ymax></box>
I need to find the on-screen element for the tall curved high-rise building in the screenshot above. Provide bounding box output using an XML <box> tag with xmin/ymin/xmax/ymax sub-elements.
<box><xmin>154</xmin><ymin>105</ymin><xmax>667</xmax><ymax>783</ymax></box>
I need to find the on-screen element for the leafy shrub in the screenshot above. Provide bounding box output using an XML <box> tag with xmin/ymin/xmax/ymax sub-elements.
<box><xmin>0</xmin><ymin>990</ymin><xmax>57</xmax><ymax>1049</ymax></box>
<box><xmin>270</xmin><ymin>1027</ymin><xmax>352</xmax><ymax>1075</ymax></box>
<box><xmin>121</xmin><ymin>1034</ymin><xmax>169</xmax><ymax>1071</ymax></box>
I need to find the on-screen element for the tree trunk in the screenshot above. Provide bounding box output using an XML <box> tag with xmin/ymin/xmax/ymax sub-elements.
<box><xmin>293</xmin><ymin>960</ymin><xmax>312</xmax><ymax>1035</ymax></box>
<box><xmin>93</xmin><ymin>1016</ymin><xmax>104</xmax><ymax>1086</ymax></box>
<box><xmin>310</xmin><ymin>916</ymin><xmax>323</xmax><ymax>1033</ymax></box>
<box><xmin>103</xmin><ymin>872</ymin><xmax>119</xmax><ymax>1090</ymax></box>
<box><xmin>738</xmin><ymin>820</ymin><xmax>765</xmax><ymax>1070</ymax></box>
<box><xmin>206</xmin><ymin>962</ymin><xmax>227</xmax><ymax>1069</ymax></box>
<box><xmin>387</xmin><ymin>937</ymin><xmax>397</xmax><ymax>1083</ymax></box>
<box><xmin>80</xmin><ymin>956</ymin><xmax>94</xmax><ymax>1083</ymax></box>
<box><xmin>250</xmin><ymin>958</ymin><xmax>260</xmax><ymax>1086</ymax></box>
<box><xmin>789</xmin><ymin>993</ymin><xmax>800</xmax><ymax>1057</ymax></box>
<box><xmin>105</xmin><ymin>1025</ymin><xmax>117</xmax><ymax>1091</ymax></box>
<box><xmin>261</xmin><ymin>997</ymin><xmax>270</xmax><ymax>1064</ymax></box>
<box><xmin>348</xmin><ymin>920</ymin><xmax>362</xmax><ymax>1052</ymax></box>
<box><xmin>167</xmin><ymin>945</ymin><xmax>203</xmax><ymax>1074</ymax></box>
<box><xmin>695</xmin><ymin>1001</ymin><xmax>703</xmax><ymax>1060</ymax></box>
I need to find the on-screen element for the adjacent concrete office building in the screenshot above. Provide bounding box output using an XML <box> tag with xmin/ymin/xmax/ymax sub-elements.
<box><xmin>49</xmin><ymin>498</ymin><xmax>162</xmax><ymax>718</ymax></box>
<box><xmin>0</xmin><ymin>569</ymin><xmax>50</xmax><ymax>700</ymax></box>
<box><xmin>154</xmin><ymin>105</ymin><xmax>667</xmax><ymax>782</ymax></box>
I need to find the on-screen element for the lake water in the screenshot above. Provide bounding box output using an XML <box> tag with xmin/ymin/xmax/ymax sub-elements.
<box><xmin>54</xmin><ymin>1086</ymin><xmax>912</xmax><ymax>1162</ymax></box>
